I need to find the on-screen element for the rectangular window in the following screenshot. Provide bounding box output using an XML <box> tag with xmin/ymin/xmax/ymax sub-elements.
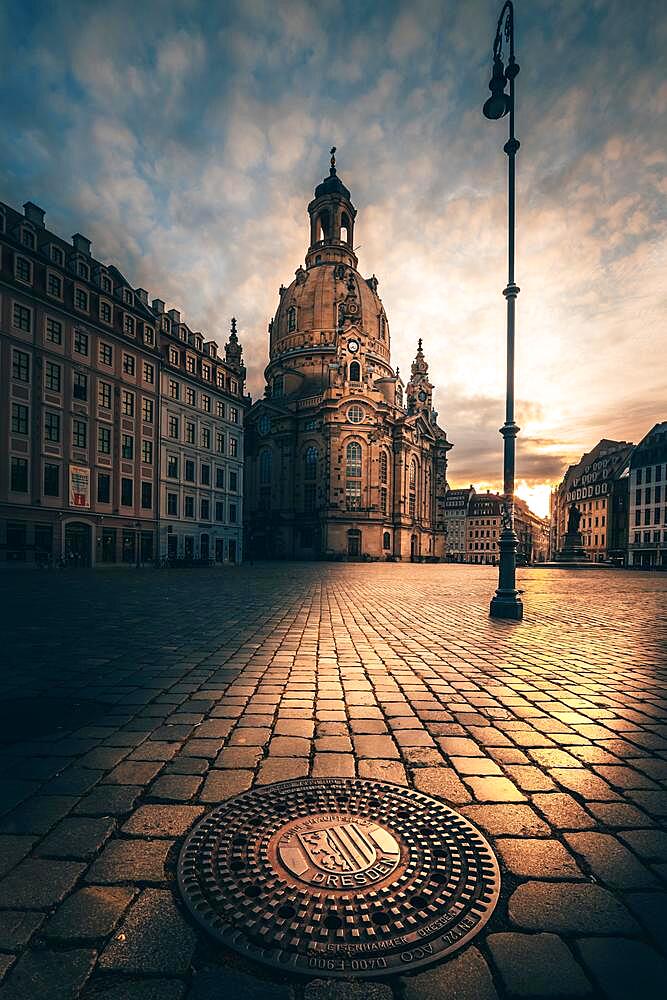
<box><xmin>12</xmin><ymin>350</ymin><xmax>30</xmax><ymax>381</ymax></box>
<box><xmin>229</xmin><ymin>470</ymin><xmax>238</xmax><ymax>492</ymax></box>
<box><xmin>186</xmin><ymin>422</ymin><xmax>195</xmax><ymax>444</ymax></box>
<box><xmin>10</xmin><ymin>457</ymin><xmax>28</xmax><ymax>492</ymax></box>
<box><xmin>216</xmin><ymin>431</ymin><xmax>224</xmax><ymax>453</ymax></box>
<box><xmin>97</xmin><ymin>473</ymin><xmax>111</xmax><ymax>503</ymax></box>
<box><xmin>201</xmin><ymin>498</ymin><xmax>210</xmax><ymax>519</ymax></box>
<box><xmin>202</xmin><ymin>364</ymin><xmax>211</xmax><ymax>381</ymax></box>
<box><xmin>167</xmin><ymin>493</ymin><xmax>178</xmax><ymax>516</ymax></box>
<box><xmin>11</xmin><ymin>403</ymin><xmax>29</xmax><ymax>435</ymax></box>
<box><xmin>216</xmin><ymin>467</ymin><xmax>225</xmax><ymax>489</ymax></box>
<box><xmin>229</xmin><ymin>503</ymin><xmax>237</xmax><ymax>524</ymax></box>
<box><xmin>215</xmin><ymin>501</ymin><xmax>224</xmax><ymax>522</ymax></box>
<box><xmin>44</xmin><ymin>412</ymin><xmax>60</xmax><ymax>442</ymax></box>
<box><xmin>73</xmin><ymin>371</ymin><xmax>88</xmax><ymax>401</ymax></box>
<box><xmin>186</xmin><ymin>356</ymin><xmax>196</xmax><ymax>374</ymax></box>
<box><xmin>141</xmin><ymin>398</ymin><xmax>154</xmax><ymax>423</ymax></box>
<box><xmin>201</xmin><ymin>464</ymin><xmax>210</xmax><ymax>486</ymax></box>
<box><xmin>230</xmin><ymin>406</ymin><xmax>239</xmax><ymax>424</ymax></box>
<box><xmin>185</xmin><ymin>386</ymin><xmax>195</xmax><ymax>406</ymax></box>
<box><xmin>74</xmin><ymin>330</ymin><xmax>89</xmax><ymax>355</ymax></box>
<box><xmin>47</xmin><ymin>272</ymin><xmax>63</xmax><ymax>298</ymax></box>
<box><xmin>380</xmin><ymin>487</ymin><xmax>388</xmax><ymax>514</ymax></box>
<box><xmin>346</xmin><ymin>481</ymin><xmax>362</xmax><ymax>511</ymax></box>
<box><xmin>100</xmin><ymin>301</ymin><xmax>112</xmax><ymax>324</ymax></box>
<box><xmin>124</xmin><ymin>314</ymin><xmax>135</xmax><ymax>336</ymax></box>
<box><xmin>98</xmin><ymin>425</ymin><xmax>111</xmax><ymax>454</ymax></box>
<box><xmin>44</xmin><ymin>464</ymin><xmax>60</xmax><ymax>497</ymax></box>
<box><xmin>143</xmin><ymin>362</ymin><xmax>154</xmax><ymax>384</ymax></box>
<box><xmin>122</xmin><ymin>353</ymin><xmax>135</xmax><ymax>375</ymax></box>
<box><xmin>185</xmin><ymin>460</ymin><xmax>195</xmax><ymax>482</ymax></box>
<box><xmin>141</xmin><ymin>481</ymin><xmax>152</xmax><ymax>509</ymax></box>
<box><xmin>167</xmin><ymin>456</ymin><xmax>179</xmax><ymax>478</ymax></box>
<box><xmin>74</xmin><ymin>288</ymin><xmax>89</xmax><ymax>311</ymax></box>
<box><xmin>45</xmin><ymin>362</ymin><xmax>61</xmax><ymax>391</ymax></box>
<box><xmin>201</xmin><ymin>427</ymin><xmax>211</xmax><ymax>449</ymax></box>
<box><xmin>168</xmin><ymin>415</ymin><xmax>179</xmax><ymax>439</ymax></box>
<box><xmin>51</xmin><ymin>245</ymin><xmax>64</xmax><ymax>266</ymax></box>
<box><xmin>77</xmin><ymin>261</ymin><xmax>90</xmax><ymax>279</ymax></box>
<box><xmin>216</xmin><ymin>401</ymin><xmax>225</xmax><ymax>418</ymax></box>
<box><xmin>202</xmin><ymin>395</ymin><xmax>211</xmax><ymax>413</ymax></box>
<box><xmin>99</xmin><ymin>382</ymin><xmax>112</xmax><ymax>409</ymax></box>
<box><xmin>72</xmin><ymin>419</ymin><xmax>87</xmax><ymax>449</ymax></box>
<box><xmin>217</xmin><ymin>371</ymin><xmax>225</xmax><ymax>389</ymax></box>
<box><xmin>646</xmin><ymin>467</ymin><xmax>652</xmax><ymax>483</ymax></box>
<box><xmin>143</xmin><ymin>325</ymin><xmax>154</xmax><ymax>346</ymax></box>
<box><xmin>15</xmin><ymin>256</ymin><xmax>32</xmax><ymax>283</ymax></box>
<box><xmin>122</xmin><ymin>434</ymin><xmax>134</xmax><ymax>459</ymax></box>
<box><xmin>46</xmin><ymin>318</ymin><xmax>63</xmax><ymax>344</ymax></box>
<box><xmin>22</xmin><ymin>229</ymin><xmax>35</xmax><ymax>249</ymax></box>
<box><xmin>99</xmin><ymin>343</ymin><xmax>113</xmax><ymax>366</ymax></box>
<box><xmin>169</xmin><ymin>379</ymin><xmax>179</xmax><ymax>400</ymax></box>
<box><xmin>122</xmin><ymin>390</ymin><xmax>134</xmax><ymax>417</ymax></box>
<box><xmin>185</xmin><ymin>496</ymin><xmax>195</xmax><ymax>518</ymax></box>
<box><xmin>121</xmin><ymin>478</ymin><xmax>133</xmax><ymax>506</ymax></box>
<box><xmin>141</xmin><ymin>440</ymin><xmax>153</xmax><ymax>464</ymax></box>
<box><xmin>229</xmin><ymin>437</ymin><xmax>238</xmax><ymax>457</ymax></box>
<box><xmin>101</xmin><ymin>275</ymin><xmax>112</xmax><ymax>294</ymax></box>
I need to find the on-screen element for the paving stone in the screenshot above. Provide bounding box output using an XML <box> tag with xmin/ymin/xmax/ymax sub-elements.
<box><xmin>400</xmin><ymin>747</ymin><xmax>444</xmax><ymax>766</ymax></box>
<box><xmin>460</xmin><ymin>804</ymin><xmax>550</xmax><ymax>837</ymax></box>
<box><xmin>576</xmin><ymin>937</ymin><xmax>667</xmax><ymax>1000</ymax></box>
<box><xmin>464</xmin><ymin>776</ymin><xmax>526</xmax><ymax>802</ymax></box>
<box><xmin>508</xmin><ymin>881</ymin><xmax>641</xmax><ymax>934</ymax></box>
<box><xmin>496</xmin><ymin>838</ymin><xmax>583</xmax><ymax>879</ymax></box>
<box><xmin>274</xmin><ymin>719</ymin><xmax>315</xmax><ymax>738</ymax></box>
<box><xmin>402</xmin><ymin>944</ymin><xmax>498</xmax><ymax>999</ymax></box>
<box><xmin>214</xmin><ymin>747</ymin><xmax>262</xmax><ymax>769</ymax></box>
<box><xmin>148</xmin><ymin>774</ymin><xmax>203</xmax><ymax>801</ymax></box>
<box><xmin>312</xmin><ymin>753</ymin><xmax>356</xmax><ymax>777</ymax></box>
<box><xmin>531</xmin><ymin>792</ymin><xmax>596</xmax><ymax>830</ymax></box>
<box><xmin>488</xmin><ymin>932</ymin><xmax>592</xmax><ymax>997</ymax></box>
<box><xmin>504</xmin><ymin>764</ymin><xmax>557</xmax><ymax>791</ymax></box>
<box><xmin>353</xmin><ymin>735</ymin><xmax>400</xmax><ymax>759</ymax></box>
<box><xmin>44</xmin><ymin>885</ymin><xmax>137</xmax><ymax>940</ymax></box>
<box><xmin>121</xmin><ymin>804</ymin><xmax>204</xmax><ymax>837</ymax></box>
<box><xmin>103</xmin><ymin>762</ymin><xmax>163</xmax><ymax>786</ymax></box>
<box><xmin>43</xmin><ymin>766</ymin><xmax>105</xmax><ymax>795</ymax></box>
<box><xmin>199</xmin><ymin>769</ymin><xmax>253</xmax><ymax>801</ymax></box>
<box><xmin>0</xmin><ymin>857</ymin><xmax>85</xmax><ymax>908</ymax></box>
<box><xmin>624</xmin><ymin>891</ymin><xmax>667</xmax><ymax>953</ymax></box>
<box><xmin>450</xmin><ymin>756</ymin><xmax>503</xmax><ymax>776</ymax></box>
<box><xmin>86</xmin><ymin>839</ymin><xmax>171</xmax><ymax>884</ymax></box>
<box><xmin>190</xmin><ymin>966</ymin><xmax>292</xmax><ymax>999</ymax></box>
<box><xmin>305</xmin><ymin>979</ymin><xmax>393</xmax><ymax>1000</ymax></box>
<box><xmin>164</xmin><ymin>757</ymin><xmax>209</xmax><ymax>775</ymax></box>
<box><xmin>74</xmin><ymin>785</ymin><xmax>142</xmax><ymax>816</ymax></box>
<box><xmin>413</xmin><ymin>767</ymin><xmax>472</xmax><ymax>803</ymax></box>
<box><xmin>36</xmin><ymin>816</ymin><xmax>115</xmax><ymax>859</ymax></box>
<box><xmin>81</xmin><ymin>978</ymin><xmax>186</xmax><ymax>1000</ymax></box>
<box><xmin>228</xmin><ymin>727</ymin><xmax>272</xmax><ymax>746</ymax></box>
<box><xmin>358</xmin><ymin>759</ymin><xmax>408</xmax><ymax>784</ymax></box>
<box><xmin>0</xmin><ymin>910</ymin><xmax>45</xmax><ymax>950</ymax></box>
<box><xmin>0</xmin><ymin>947</ymin><xmax>96</xmax><ymax>1000</ymax></box>
<box><xmin>548</xmin><ymin>768</ymin><xmax>620</xmax><ymax>801</ymax></box>
<box><xmin>315</xmin><ymin>736</ymin><xmax>353</xmax><ymax>752</ymax></box>
<box><xmin>618</xmin><ymin>828</ymin><xmax>667</xmax><ymax>861</ymax></box>
<box><xmin>565</xmin><ymin>832</ymin><xmax>658</xmax><ymax>888</ymax></box>
<box><xmin>98</xmin><ymin>889</ymin><xmax>196</xmax><ymax>973</ymax></box>
<box><xmin>0</xmin><ymin>835</ymin><xmax>36</xmax><ymax>877</ymax></box>
<box><xmin>0</xmin><ymin>795</ymin><xmax>78</xmax><ymax>835</ymax></box>
<box><xmin>0</xmin><ymin>779</ymin><xmax>40</xmax><ymax>814</ymax></box>
<box><xmin>586</xmin><ymin>801</ymin><xmax>654</xmax><ymax>828</ymax></box>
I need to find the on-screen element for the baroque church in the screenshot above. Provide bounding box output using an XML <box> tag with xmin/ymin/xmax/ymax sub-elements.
<box><xmin>245</xmin><ymin>152</ymin><xmax>452</xmax><ymax>560</ymax></box>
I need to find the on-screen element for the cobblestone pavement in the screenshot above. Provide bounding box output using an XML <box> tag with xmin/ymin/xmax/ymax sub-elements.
<box><xmin>1</xmin><ymin>563</ymin><xmax>666</xmax><ymax>1000</ymax></box>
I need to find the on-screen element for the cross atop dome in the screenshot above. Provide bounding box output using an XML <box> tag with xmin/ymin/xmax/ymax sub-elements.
<box><xmin>330</xmin><ymin>146</ymin><xmax>337</xmax><ymax>175</ymax></box>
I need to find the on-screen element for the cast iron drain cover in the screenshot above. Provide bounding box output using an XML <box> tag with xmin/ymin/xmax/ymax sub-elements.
<box><xmin>177</xmin><ymin>777</ymin><xmax>500</xmax><ymax>977</ymax></box>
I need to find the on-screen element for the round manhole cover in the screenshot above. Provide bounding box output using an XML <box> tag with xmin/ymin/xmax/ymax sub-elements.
<box><xmin>177</xmin><ymin>777</ymin><xmax>500</xmax><ymax>978</ymax></box>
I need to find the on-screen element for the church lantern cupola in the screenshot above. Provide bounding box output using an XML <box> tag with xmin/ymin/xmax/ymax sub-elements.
<box><xmin>407</xmin><ymin>339</ymin><xmax>434</xmax><ymax>415</ymax></box>
<box><xmin>306</xmin><ymin>147</ymin><xmax>358</xmax><ymax>270</ymax></box>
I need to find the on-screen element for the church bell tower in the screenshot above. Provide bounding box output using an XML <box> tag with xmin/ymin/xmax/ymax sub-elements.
<box><xmin>306</xmin><ymin>147</ymin><xmax>358</xmax><ymax>270</ymax></box>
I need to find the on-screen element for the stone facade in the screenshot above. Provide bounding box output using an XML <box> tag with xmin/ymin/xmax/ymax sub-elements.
<box><xmin>245</xmin><ymin>156</ymin><xmax>452</xmax><ymax>560</ymax></box>
<box><xmin>466</xmin><ymin>492</ymin><xmax>503</xmax><ymax>565</ymax></box>
<box><xmin>443</xmin><ymin>487</ymin><xmax>475</xmax><ymax>561</ymax></box>
<box><xmin>628</xmin><ymin>421</ymin><xmax>667</xmax><ymax>569</ymax></box>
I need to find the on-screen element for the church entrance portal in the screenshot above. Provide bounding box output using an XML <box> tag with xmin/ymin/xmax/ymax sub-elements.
<box><xmin>347</xmin><ymin>529</ymin><xmax>361</xmax><ymax>558</ymax></box>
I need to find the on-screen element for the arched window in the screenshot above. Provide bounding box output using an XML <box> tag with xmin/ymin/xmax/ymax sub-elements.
<box><xmin>349</xmin><ymin>360</ymin><xmax>361</xmax><ymax>382</ymax></box>
<box><xmin>383</xmin><ymin>531</ymin><xmax>391</xmax><ymax>550</ymax></box>
<box><xmin>287</xmin><ymin>306</ymin><xmax>296</xmax><ymax>332</ymax></box>
<box><xmin>304</xmin><ymin>446</ymin><xmax>318</xmax><ymax>480</ymax></box>
<box><xmin>409</xmin><ymin>459</ymin><xmax>417</xmax><ymax>489</ymax></box>
<box><xmin>317</xmin><ymin>211</ymin><xmax>330</xmax><ymax>242</ymax></box>
<box><xmin>409</xmin><ymin>459</ymin><xmax>417</xmax><ymax>518</ymax></box>
<box><xmin>259</xmin><ymin>448</ymin><xmax>272</xmax><ymax>486</ymax></box>
<box><xmin>341</xmin><ymin>212</ymin><xmax>351</xmax><ymax>245</ymax></box>
<box><xmin>379</xmin><ymin>313</ymin><xmax>385</xmax><ymax>340</ymax></box>
<box><xmin>379</xmin><ymin>450</ymin><xmax>388</xmax><ymax>485</ymax></box>
<box><xmin>346</xmin><ymin>442</ymin><xmax>362</xmax><ymax>510</ymax></box>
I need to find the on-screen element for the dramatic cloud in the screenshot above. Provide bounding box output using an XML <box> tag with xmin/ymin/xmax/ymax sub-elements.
<box><xmin>2</xmin><ymin>0</ymin><xmax>666</xmax><ymax>517</ymax></box>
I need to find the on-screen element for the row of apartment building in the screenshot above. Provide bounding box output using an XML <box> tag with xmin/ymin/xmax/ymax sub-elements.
<box><xmin>442</xmin><ymin>487</ymin><xmax>550</xmax><ymax>565</ymax></box>
<box><xmin>551</xmin><ymin>424</ymin><xmax>667</xmax><ymax>569</ymax></box>
<box><xmin>0</xmin><ymin>200</ymin><xmax>248</xmax><ymax>568</ymax></box>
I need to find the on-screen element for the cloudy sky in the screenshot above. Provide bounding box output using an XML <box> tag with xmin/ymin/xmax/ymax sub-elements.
<box><xmin>2</xmin><ymin>0</ymin><xmax>666</xmax><ymax>516</ymax></box>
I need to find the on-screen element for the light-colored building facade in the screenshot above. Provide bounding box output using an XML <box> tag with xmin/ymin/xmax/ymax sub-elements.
<box><xmin>0</xmin><ymin>200</ymin><xmax>160</xmax><ymax>567</ymax></box>
<box><xmin>443</xmin><ymin>487</ymin><xmax>475</xmax><ymax>561</ymax></box>
<box><xmin>466</xmin><ymin>492</ymin><xmax>503</xmax><ymax>564</ymax></box>
<box><xmin>628</xmin><ymin>421</ymin><xmax>667</xmax><ymax>569</ymax></box>
<box><xmin>514</xmin><ymin>496</ymin><xmax>550</xmax><ymax>564</ymax></box>
<box><xmin>552</xmin><ymin>440</ymin><xmax>633</xmax><ymax>564</ymax></box>
<box><xmin>244</xmin><ymin>155</ymin><xmax>452</xmax><ymax>560</ymax></box>
<box><xmin>156</xmin><ymin>308</ymin><xmax>247</xmax><ymax>565</ymax></box>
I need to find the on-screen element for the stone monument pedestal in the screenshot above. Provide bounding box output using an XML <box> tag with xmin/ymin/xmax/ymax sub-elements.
<box><xmin>555</xmin><ymin>531</ymin><xmax>589</xmax><ymax>563</ymax></box>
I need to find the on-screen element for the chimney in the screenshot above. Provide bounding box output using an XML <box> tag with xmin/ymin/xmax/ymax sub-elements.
<box><xmin>168</xmin><ymin>308</ymin><xmax>180</xmax><ymax>324</ymax></box>
<box><xmin>72</xmin><ymin>233</ymin><xmax>91</xmax><ymax>255</ymax></box>
<box><xmin>23</xmin><ymin>202</ymin><xmax>45</xmax><ymax>227</ymax></box>
<box><xmin>135</xmin><ymin>288</ymin><xmax>149</xmax><ymax>305</ymax></box>
<box><xmin>152</xmin><ymin>298</ymin><xmax>165</xmax><ymax>314</ymax></box>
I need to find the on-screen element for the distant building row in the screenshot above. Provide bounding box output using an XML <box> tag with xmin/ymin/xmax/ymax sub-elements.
<box><xmin>0</xmin><ymin>199</ymin><xmax>248</xmax><ymax>568</ymax></box>
<box><xmin>550</xmin><ymin>423</ymin><xmax>667</xmax><ymax>569</ymax></box>
<box><xmin>442</xmin><ymin>487</ymin><xmax>550</xmax><ymax>566</ymax></box>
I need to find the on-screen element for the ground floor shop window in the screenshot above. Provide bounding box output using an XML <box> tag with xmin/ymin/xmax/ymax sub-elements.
<box><xmin>228</xmin><ymin>539</ymin><xmax>237</xmax><ymax>563</ymax></box>
<box><xmin>35</xmin><ymin>524</ymin><xmax>53</xmax><ymax>564</ymax></box>
<box><xmin>101</xmin><ymin>529</ymin><xmax>116</xmax><ymax>563</ymax></box>
<box><xmin>6</xmin><ymin>522</ymin><xmax>27</xmax><ymax>561</ymax></box>
<box><xmin>215</xmin><ymin>538</ymin><xmax>224</xmax><ymax>562</ymax></box>
<box><xmin>122</xmin><ymin>530</ymin><xmax>136</xmax><ymax>563</ymax></box>
<box><xmin>184</xmin><ymin>536</ymin><xmax>194</xmax><ymax>558</ymax></box>
<box><xmin>140</xmin><ymin>531</ymin><xmax>154</xmax><ymax>562</ymax></box>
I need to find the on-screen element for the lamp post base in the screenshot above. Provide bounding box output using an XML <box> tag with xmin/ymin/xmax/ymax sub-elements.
<box><xmin>490</xmin><ymin>592</ymin><xmax>523</xmax><ymax>620</ymax></box>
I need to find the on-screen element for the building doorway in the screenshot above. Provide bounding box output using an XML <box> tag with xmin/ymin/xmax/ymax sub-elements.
<box><xmin>65</xmin><ymin>522</ymin><xmax>92</xmax><ymax>567</ymax></box>
<box><xmin>347</xmin><ymin>529</ymin><xmax>361</xmax><ymax>557</ymax></box>
<box><xmin>410</xmin><ymin>534</ymin><xmax>418</xmax><ymax>560</ymax></box>
<box><xmin>228</xmin><ymin>539</ymin><xmax>237</xmax><ymax>564</ymax></box>
<box><xmin>201</xmin><ymin>534</ymin><xmax>209</xmax><ymax>561</ymax></box>
<box><xmin>215</xmin><ymin>539</ymin><xmax>224</xmax><ymax>563</ymax></box>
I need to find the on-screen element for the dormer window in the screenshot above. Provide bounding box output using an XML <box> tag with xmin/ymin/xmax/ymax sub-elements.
<box><xmin>162</xmin><ymin>317</ymin><xmax>170</xmax><ymax>333</ymax></box>
<box><xmin>202</xmin><ymin>363</ymin><xmax>211</xmax><ymax>381</ymax></box>
<box><xmin>124</xmin><ymin>314</ymin><xmax>135</xmax><ymax>336</ymax></box>
<box><xmin>123</xmin><ymin>289</ymin><xmax>133</xmax><ymax>306</ymax></box>
<box><xmin>21</xmin><ymin>228</ymin><xmax>36</xmax><ymax>250</ymax></box>
<box><xmin>287</xmin><ymin>306</ymin><xmax>296</xmax><ymax>332</ymax></box>
<box><xmin>186</xmin><ymin>355</ymin><xmax>196</xmax><ymax>374</ymax></box>
<box><xmin>50</xmin><ymin>245</ymin><xmax>64</xmax><ymax>266</ymax></box>
<box><xmin>101</xmin><ymin>274</ymin><xmax>112</xmax><ymax>294</ymax></box>
<box><xmin>195</xmin><ymin>336</ymin><xmax>203</xmax><ymax>351</ymax></box>
<box><xmin>77</xmin><ymin>261</ymin><xmax>90</xmax><ymax>280</ymax></box>
<box><xmin>169</xmin><ymin>347</ymin><xmax>179</xmax><ymax>365</ymax></box>
<box><xmin>15</xmin><ymin>255</ymin><xmax>32</xmax><ymax>284</ymax></box>
<box><xmin>143</xmin><ymin>325</ymin><xmax>155</xmax><ymax>346</ymax></box>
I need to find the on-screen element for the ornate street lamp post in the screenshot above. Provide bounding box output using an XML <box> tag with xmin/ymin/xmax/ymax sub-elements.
<box><xmin>484</xmin><ymin>0</ymin><xmax>523</xmax><ymax>621</ymax></box>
